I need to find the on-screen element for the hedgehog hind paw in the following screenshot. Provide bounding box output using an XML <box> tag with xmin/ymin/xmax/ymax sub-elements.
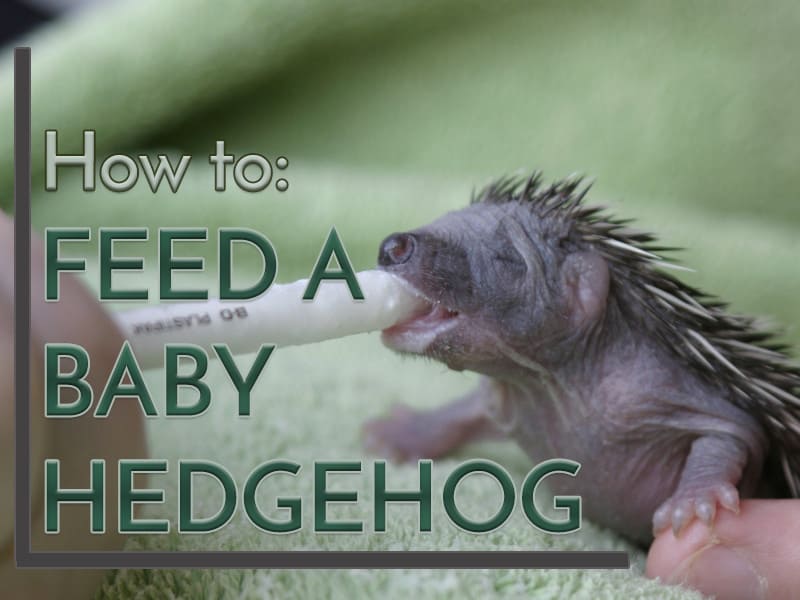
<box><xmin>652</xmin><ymin>481</ymin><xmax>740</xmax><ymax>537</ymax></box>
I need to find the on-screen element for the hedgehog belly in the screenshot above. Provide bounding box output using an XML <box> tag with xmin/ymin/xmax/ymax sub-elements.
<box><xmin>506</xmin><ymin>401</ymin><xmax>689</xmax><ymax>544</ymax></box>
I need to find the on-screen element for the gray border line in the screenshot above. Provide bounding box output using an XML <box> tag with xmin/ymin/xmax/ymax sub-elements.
<box><xmin>14</xmin><ymin>46</ymin><xmax>32</xmax><ymax>567</ymax></box>
<box><xmin>13</xmin><ymin>46</ymin><xmax>629</xmax><ymax>570</ymax></box>
<box><xmin>22</xmin><ymin>551</ymin><xmax>629</xmax><ymax>570</ymax></box>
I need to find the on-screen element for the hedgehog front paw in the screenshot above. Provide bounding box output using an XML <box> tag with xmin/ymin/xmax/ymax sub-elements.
<box><xmin>652</xmin><ymin>481</ymin><xmax>740</xmax><ymax>537</ymax></box>
<box><xmin>362</xmin><ymin>404</ymin><xmax>430</xmax><ymax>463</ymax></box>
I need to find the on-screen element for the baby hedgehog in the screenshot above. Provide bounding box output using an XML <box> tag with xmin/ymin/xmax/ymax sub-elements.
<box><xmin>364</xmin><ymin>171</ymin><xmax>800</xmax><ymax>544</ymax></box>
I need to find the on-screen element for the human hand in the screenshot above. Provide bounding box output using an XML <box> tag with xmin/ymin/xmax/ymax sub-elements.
<box><xmin>0</xmin><ymin>212</ymin><xmax>147</xmax><ymax>598</ymax></box>
<box><xmin>647</xmin><ymin>499</ymin><xmax>800</xmax><ymax>599</ymax></box>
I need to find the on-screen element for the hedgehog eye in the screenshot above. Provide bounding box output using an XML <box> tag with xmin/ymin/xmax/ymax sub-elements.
<box><xmin>491</xmin><ymin>221</ymin><xmax>526</xmax><ymax>270</ymax></box>
<box><xmin>491</xmin><ymin>247</ymin><xmax>526</xmax><ymax>273</ymax></box>
<box><xmin>493</xmin><ymin>251</ymin><xmax>522</xmax><ymax>265</ymax></box>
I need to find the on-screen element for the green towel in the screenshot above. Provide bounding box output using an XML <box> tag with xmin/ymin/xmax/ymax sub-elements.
<box><xmin>3</xmin><ymin>0</ymin><xmax>799</xmax><ymax>598</ymax></box>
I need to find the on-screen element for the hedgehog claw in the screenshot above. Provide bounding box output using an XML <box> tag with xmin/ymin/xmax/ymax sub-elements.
<box><xmin>717</xmin><ymin>482</ymin><xmax>740</xmax><ymax>513</ymax></box>
<box><xmin>670</xmin><ymin>499</ymin><xmax>694</xmax><ymax>536</ymax></box>
<box><xmin>695</xmin><ymin>497</ymin><xmax>716</xmax><ymax>526</ymax></box>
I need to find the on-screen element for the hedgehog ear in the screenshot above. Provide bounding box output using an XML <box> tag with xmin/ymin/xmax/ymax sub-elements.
<box><xmin>560</xmin><ymin>252</ymin><xmax>609</xmax><ymax>325</ymax></box>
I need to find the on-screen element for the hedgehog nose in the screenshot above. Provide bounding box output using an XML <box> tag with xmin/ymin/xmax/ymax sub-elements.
<box><xmin>378</xmin><ymin>233</ymin><xmax>416</xmax><ymax>266</ymax></box>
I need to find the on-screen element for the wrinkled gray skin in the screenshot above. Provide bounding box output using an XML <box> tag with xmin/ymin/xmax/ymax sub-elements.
<box><xmin>364</xmin><ymin>200</ymin><xmax>767</xmax><ymax>545</ymax></box>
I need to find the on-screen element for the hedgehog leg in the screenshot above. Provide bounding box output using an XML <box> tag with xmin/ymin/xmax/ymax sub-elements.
<box><xmin>652</xmin><ymin>435</ymin><xmax>750</xmax><ymax>536</ymax></box>
<box><xmin>362</xmin><ymin>379</ymin><xmax>507</xmax><ymax>463</ymax></box>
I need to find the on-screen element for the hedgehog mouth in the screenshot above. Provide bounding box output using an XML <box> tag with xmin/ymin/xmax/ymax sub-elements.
<box><xmin>381</xmin><ymin>286</ymin><xmax>462</xmax><ymax>354</ymax></box>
